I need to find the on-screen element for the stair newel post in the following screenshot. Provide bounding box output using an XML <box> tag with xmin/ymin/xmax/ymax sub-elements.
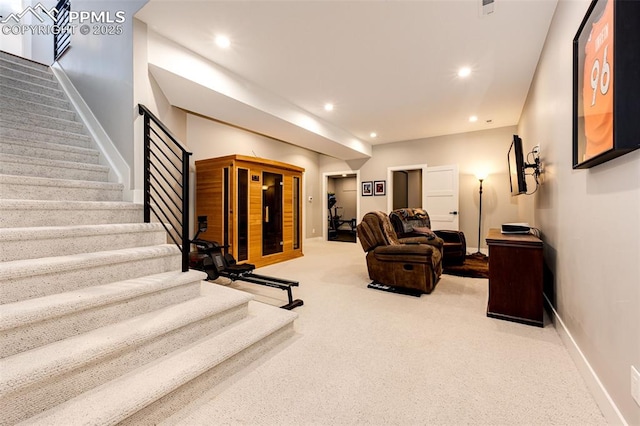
<box><xmin>142</xmin><ymin>112</ymin><xmax>151</xmax><ymax>224</ymax></box>
<box><xmin>181</xmin><ymin>153</ymin><xmax>191</xmax><ymax>272</ymax></box>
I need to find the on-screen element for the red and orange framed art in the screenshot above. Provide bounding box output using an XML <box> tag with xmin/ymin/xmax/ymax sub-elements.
<box><xmin>572</xmin><ymin>0</ymin><xmax>640</xmax><ymax>169</ymax></box>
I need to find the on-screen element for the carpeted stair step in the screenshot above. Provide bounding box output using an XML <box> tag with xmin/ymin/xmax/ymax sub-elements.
<box><xmin>0</xmin><ymin>153</ymin><xmax>109</xmax><ymax>181</ymax></box>
<box><xmin>0</xmin><ymin>109</ymin><xmax>85</xmax><ymax>134</ymax></box>
<box><xmin>0</xmin><ymin>120</ymin><xmax>91</xmax><ymax>148</ymax></box>
<box><xmin>0</xmin><ymin>174</ymin><xmax>122</xmax><ymax>202</ymax></box>
<box><xmin>0</xmin><ymin>285</ymin><xmax>255</xmax><ymax>425</ymax></box>
<box><xmin>0</xmin><ymin>244</ymin><xmax>182</xmax><ymax>304</ymax></box>
<box><xmin>0</xmin><ymin>95</ymin><xmax>76</xmax><ymax>121</ymax></box>
<box><xmin>0</xmin><ymin>83</ymin><xmax>70</xmax><ymax>110</ymax></box>
<box><xmin>0</xmin><ymin>55</ymin><xmax>53</xmax><ymax>82</ymax></box>
<box><xmin>22</xmin><ymin>300</ymin><xmax>296</xmax><ymax>426</ymax></box>
<box><xmin>0</xmin><ymin>137</ymin><xmax>99</xmax><ymax>164</ymax></box>
<box><xmin>0</xmin><ymin>270</ymin><xmax>208</xmax><ymax>358</ymax></box>
<box><xmin>0</xmin><ymin>223</ymin><xmax>168</xmax><ymax>262</ymax></box>
<box><xmin>0</xmin><ymin>75</ymin><xmax>64</xmax><ymax>99</ymax></box>
<box><xmin>0</xmin><ymin>50</ymin><xmax>51</xmax><ymax>73</ymax></box>
<box><xmin>0</xmin><ymin>199</ymin><xmax>142</xmax><ymax>228</ymax></box>
<box><xmin>0</xmin><ymin>63</ymin><xmax>58</xmax><ymax>89</ymax></box>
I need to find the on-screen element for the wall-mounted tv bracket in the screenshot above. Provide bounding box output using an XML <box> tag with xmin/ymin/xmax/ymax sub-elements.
<box><xmin>525</xmin><ymin>145</ymin><xmax>542</xmax><ymax>193</ymax></box>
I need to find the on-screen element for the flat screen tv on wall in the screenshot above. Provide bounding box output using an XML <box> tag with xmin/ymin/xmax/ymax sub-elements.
<box><xmin>508</xmin><ymin>135</ymin><xmax>527</xmax><ymax>196</ymax></box>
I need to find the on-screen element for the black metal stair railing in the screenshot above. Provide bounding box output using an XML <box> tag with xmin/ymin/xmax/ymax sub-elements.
<box><xmin>138</xmin><ymin>104</ymin><xmax>192</xmax><ymax>272</ymax></box>
<box><xmin>53</xmin><ymin>0</ymin><xmax>71</xmax><ymax>61</ymax></box>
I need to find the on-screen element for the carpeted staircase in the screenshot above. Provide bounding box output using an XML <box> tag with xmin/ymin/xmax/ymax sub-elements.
<box><xmin>0</xmin><ymin>51</ymin><xmax>296</xmax><ymax>425</ymax></box>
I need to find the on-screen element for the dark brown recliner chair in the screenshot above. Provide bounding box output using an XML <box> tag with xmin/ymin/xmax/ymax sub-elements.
<box><xmin>357</xmin><ymin>211</ymin><xmax>443</xmax><ymax>294</ymax></box>
<box><xmin>389</xmin><ymin>208</ymin><xmax>467</xmax><ymax>265</ymax></box>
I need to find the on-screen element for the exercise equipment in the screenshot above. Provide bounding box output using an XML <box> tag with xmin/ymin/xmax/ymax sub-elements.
<box><xmin>327</xmin><ymin>193</ymin><xmax>356</xmax><ymax>240</ymax></box>
<box><xmin>189</xmin><ymin>216</ymin><xmax>304</xmax><ymax>310</ymax></box>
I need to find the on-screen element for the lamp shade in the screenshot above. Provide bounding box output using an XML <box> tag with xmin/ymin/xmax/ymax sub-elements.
<box><xmin>475</xmin><ymin>171</ymin><xmax>488</xmax><ymax>181</ymax></box>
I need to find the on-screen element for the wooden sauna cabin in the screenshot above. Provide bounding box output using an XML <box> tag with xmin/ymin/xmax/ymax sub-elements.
<box><xmin>195</xmin><ymin>155</ymin><xmax>304</xmax><ymax>268</ymax></box>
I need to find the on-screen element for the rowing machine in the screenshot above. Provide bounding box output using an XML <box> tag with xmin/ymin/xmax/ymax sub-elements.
<box><xmin>189</xmin><ymin>216</ymin><xmax>304</xmax><ymax>310</ymax></box>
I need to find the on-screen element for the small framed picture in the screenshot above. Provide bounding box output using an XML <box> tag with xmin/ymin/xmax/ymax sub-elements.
<box><xmin>374</xmin><ymin>180</ymin><xmax>386</xmax><ymax>196</ymax></box>
<box><xmin>361</xmin><ymin>181</ymin><xmax>373</xmax><ymax>196</ymax></box>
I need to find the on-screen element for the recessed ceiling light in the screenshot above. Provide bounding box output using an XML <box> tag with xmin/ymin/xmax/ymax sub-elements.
<box><xmin>215</xmin><ymin>35</ymin><xmax>231</xmax><ymax>49</ymax></box>
<box><xmin>324</xmin><ymin>103</ymin><xmax>334</xmax><ymax>111</ymax></box>
<box><xmin>469</xmin><ymin>115</ymin><xmax>478</xmax><ymax>122</ymax></box>
<box><xmin>458</xmin><ymin>67</ymin><xmax>471</xmax><ymax>78</ymax></box>
<box><xmin>370</xmin><ymin>132</ymin><xmax>377</xmax><ymax>138</ymax></box>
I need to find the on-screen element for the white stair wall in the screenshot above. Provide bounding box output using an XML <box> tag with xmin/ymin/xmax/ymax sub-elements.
<box><xmin>0</xmin><ymin>50</ymin><xmax>297</xmax><ymax>426</ymax></box>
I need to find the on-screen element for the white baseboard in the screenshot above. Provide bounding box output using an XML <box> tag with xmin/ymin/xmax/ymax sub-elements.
<box><xmin>50</xmin><ymin>63</ymin><xmax>133</xmax><ymax>202</ymax></box>
<box><xmin>544</xmin><ymin>294</ymin><xmax>627</xmax><ymax>425</ymax></box>
<box><xmin>304</xmin><ymin>236</ymin><xmax>324</xmax><ymax>243</ymax></box>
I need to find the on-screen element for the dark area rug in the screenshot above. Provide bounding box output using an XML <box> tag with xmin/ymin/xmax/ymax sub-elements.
<box><xmin>443</xmin><ymin>254</ymin><xmax>489</xmax><ymax>279</ymax></box>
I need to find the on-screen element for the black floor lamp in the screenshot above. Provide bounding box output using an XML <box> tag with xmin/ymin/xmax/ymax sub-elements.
<box><xmin>474</xmin><ymin>172</ymin><xmax>488</xmax><ymax>258</ymax></box>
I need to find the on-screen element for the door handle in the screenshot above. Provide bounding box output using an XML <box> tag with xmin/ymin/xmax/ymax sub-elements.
<box><xmin>265</xmin><ymin>206</ymin><xmax>269</xmax><ymax>223</ymax></box>
<box><xmin>449</xmin><ymin>211</ymin><xmax>458</xmax><ymax>215</ymax></box>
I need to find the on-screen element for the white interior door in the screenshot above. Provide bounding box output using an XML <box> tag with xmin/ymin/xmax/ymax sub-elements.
<box><xmin>425</xmin><ymin>165</ymin><xmax>459</xmax><ymax>230</ymax></box>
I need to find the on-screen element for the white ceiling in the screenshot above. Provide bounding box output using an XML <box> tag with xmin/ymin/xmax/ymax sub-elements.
<box><xmin>136</xmin><ymin>0</ymin><xmax>558</xmax><ymax>150</ymax></box>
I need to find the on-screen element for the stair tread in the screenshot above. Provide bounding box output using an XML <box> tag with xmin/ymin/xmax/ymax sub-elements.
<box><xmin>0</xmin><ymin>174</ymin><xmax>120</xmax><ymax>189</ymax></box>
<box><xmin>0</xmin><ymin>199</ymin><xmax>141</xmax><ymax>210</ymax></box>
<box><xmin>0</xmin><ymin>137</ymin><xmax>98</xmax><ymax>155</ymax></box>
<box><xmin>0</xmin><ymin>94</ymin><xmax>75</xmax><ymax>115</ymax></box>
<box><xmin>0</xmin><ymin>270</ymin><xmax>207</xmax><ymax>332</ymax></box>
<box><xmin>0</xmin><ymin>109</ymin><xmax>82</xmax><ymax>128</ymax></box>
<box><xmin>0</xmin><ymin>244</ymin><xmax>179</xmax><ymax>280</ymax></box>
<box><xmin>0</xmin><ymin>82</ymin><xmax>66</xmax><ymax>101</ymax></box>
<box><xmin>22</xmin><ymin>301</ymin><xmax>296</xmax><ymax>426</ymax></box>
<box><xmin>0</xmin><ymin>78</ymin><xmax>63</xmax><ymax>100</ymax></box>
<box><xmin>0</xmin><ymin>65</ymin><xmax>58</xmax><ymax>88</ymax></box>
<box><xmin>0</xmin><ymin>285</ymin><xmax>255</xmax><ymax>395</ymax></box>
<box><xmin>0</xmin><ymin>222</ymin><xmax>164</xmax><ymax>242</ymax></box>
<box><xmin>0</xmin><ymin>119</ymin><xmax>90</xmax><ymax>140</ymax></box>
<box><xmin>0</xmin><ymin>55</ymin><xmax>52</xmax><ymax>75</ymax></box>
<box><xmin>0</xmin><ymin>152</ymin><xmax>109</xmax><ymax>172</ymax></box>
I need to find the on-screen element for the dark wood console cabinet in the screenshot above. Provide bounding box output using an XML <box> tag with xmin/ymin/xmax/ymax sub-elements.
<box><xmin>486</xmin><ymin>228</ymin><xmax>543</xmax><ymax>327</ymax></box>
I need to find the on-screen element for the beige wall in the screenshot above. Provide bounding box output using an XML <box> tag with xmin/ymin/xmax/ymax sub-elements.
<box><xmin>519</xmin><ymin>0</ymin><xmax>640</xmax><ymax>423</ymax></box>
<box><xmin>320</xmin><ymin>125</ymin><xmax>523</xmax><ymax>251</ymax></box>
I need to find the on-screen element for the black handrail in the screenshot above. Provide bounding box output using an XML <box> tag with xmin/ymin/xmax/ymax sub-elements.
<box><xmin>138</xmin><ymin>104</ymin><xmax>192</xmax><ymax>272</ymax></box>
<box><xmin>53</xmin><ymin>0</ymin><xmax>71</xmax><ymax>61</ymax></box>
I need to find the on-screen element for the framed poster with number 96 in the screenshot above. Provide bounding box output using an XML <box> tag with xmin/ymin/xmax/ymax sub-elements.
<box><xmin>572</xmin><ymin>0</ymin><xmax>640</xmax><ymax>169</ymax></box>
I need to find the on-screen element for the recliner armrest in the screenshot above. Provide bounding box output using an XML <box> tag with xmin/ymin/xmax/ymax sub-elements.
<box><xmin>400</xmin><ymin>236</ymin><xmax>444</xmax><ymax>250</ymax></box>
<box><xmin>398</xmin><ymin>236</ymin><xmax>430</xmax><ymax>245</ymax></box>
<box><xmin>433</xmin><ymin>230</ymin><xmax>466</xmax><ymax>246</ymax></box>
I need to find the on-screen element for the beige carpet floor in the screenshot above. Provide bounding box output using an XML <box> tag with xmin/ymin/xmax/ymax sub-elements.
<box><xmin>161</xmin><ymin>239</ymin><xmax>606</xmax><ymax>425</ymax></box>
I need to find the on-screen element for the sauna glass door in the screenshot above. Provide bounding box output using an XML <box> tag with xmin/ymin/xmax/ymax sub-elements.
<box><xmin>236</xmin><ymin>168</ymin><xmax>249</xmax><ymax>261</ymax></box>
<box><xmin>262</xmin><ymin>171</ymin><xmax>283</xmax><ymax>255</ymax></box>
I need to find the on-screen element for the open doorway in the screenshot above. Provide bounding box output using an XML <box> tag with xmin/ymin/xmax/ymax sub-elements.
<box><xmin>387</xmin><ymin>164</ymin><xmax>428</xmax><ymax>212</ymax></box>
<box><xmin>323</xmin><ymin>171</ymin><xmax>360</xmax><ymax>243</ymax></box>
<box><xmin>391</xmin><ymin>169</ymin><xmax>423</xmax><ymax>210</ymax></box>
<box><xmin>387</xmin><ymin>164</ymin><xmax>460</xmax><ymax>231</ymax></box>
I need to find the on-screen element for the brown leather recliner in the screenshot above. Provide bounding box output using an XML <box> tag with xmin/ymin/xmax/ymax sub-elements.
<box><xmin>357</xmin><ymin>211</ymin><xmax>443</xmax><ymax>294</ymax></box>
<box><xmin>389</xmin><ymin>208</ymin><xmax>467</xmax><ymax>265</ymax></box>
